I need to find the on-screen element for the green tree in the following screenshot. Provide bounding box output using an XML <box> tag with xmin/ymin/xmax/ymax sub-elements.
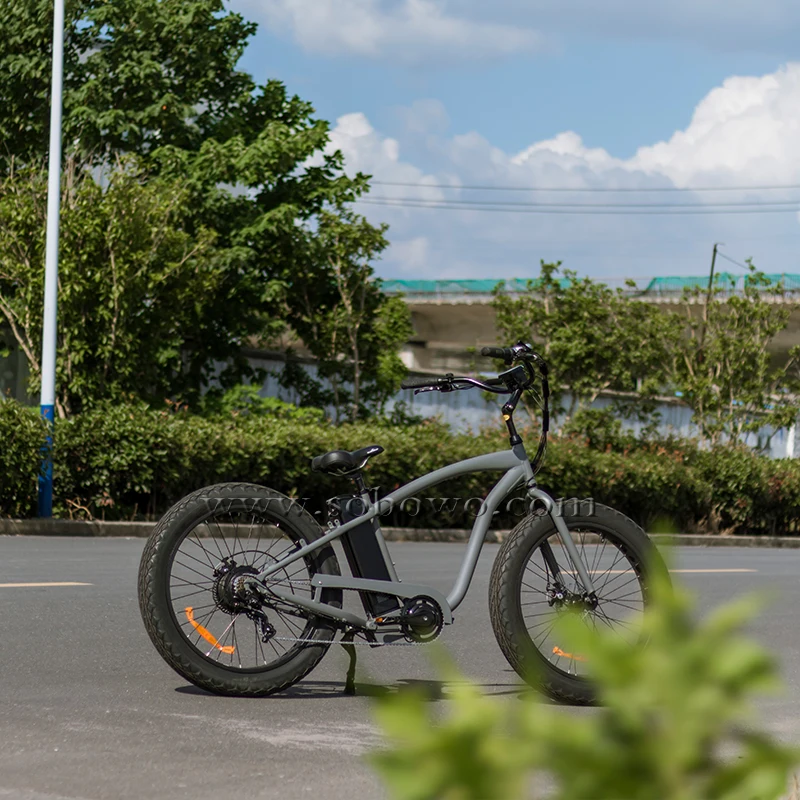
<box><xmin>0</xmin><ymin>157</ymin><xmax>235</xmax><ymax>416</ymax></box>
<box><xmin>1</xmin><ymin>0</ymin><xmax>401</xmax><ymax>413</ymax></box>
<box><xmin>669</xmin><ymin>266</ymin><xmax>800</xmax><ymax>447</ymax></box>
<box><xmin>1</xmin><ymin>0</ymin><xmax>367</xmax><ymax>241</ymax></box>
<box><xmin>3</xmin><ymin>0</ymin><xmax>262</xmax><ymax>167</ymax></box>
<box><xmin>284</xmin><ymin>209</ymin><xmax>412</xmax><ymax>421</ymax></box>
<box><xmin>492</xmin><ymin>261</ymin><xmax>678</xmax><ymax>424</ymax></box>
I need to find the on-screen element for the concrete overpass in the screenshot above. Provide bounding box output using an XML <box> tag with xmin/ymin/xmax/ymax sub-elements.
<box><xmin>383</xmin><ymin>275</ymin><xmax>800</xmax><ymax>374</ymax></box>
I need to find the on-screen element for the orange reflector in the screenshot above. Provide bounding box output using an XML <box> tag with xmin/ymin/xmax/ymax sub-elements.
<box><xmin>185</xmin><ymin>607</ymin><xmax>235</xmax><ymax>654</ymax></box>
<box><xmin>552</xmin><ymin>646</ymin><xmax>586</xmax><ymax>662</ymax></box>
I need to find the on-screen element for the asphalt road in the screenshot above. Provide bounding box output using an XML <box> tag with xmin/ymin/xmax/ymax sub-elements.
<box><xmin>0</xmin><ymin>537</ymin><xmax>799</xmax><ymax>800</ymax></box>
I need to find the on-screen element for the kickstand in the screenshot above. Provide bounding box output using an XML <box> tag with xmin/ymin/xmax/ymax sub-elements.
<box><xmin>341</xmin><ymin>631</ymin><xmax>357</xmax><ymax>696</ymax></box>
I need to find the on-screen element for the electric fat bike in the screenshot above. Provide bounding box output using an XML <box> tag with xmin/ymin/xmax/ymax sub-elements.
<box><xmin>138</xmin><ymin>342</ymin><xmax>669</xmax><ymax>704</ymax></box>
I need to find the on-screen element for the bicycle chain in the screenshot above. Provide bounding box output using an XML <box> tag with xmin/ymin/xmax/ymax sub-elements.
<box><xmin>258</xmin><ymin>580</ymin><xmax>438</xmax><ymax>647</ymax></box>
<box><xmin>267</xmin><ymin>635</ymin><xmax>432</xmax><ymax>647</ymax></box>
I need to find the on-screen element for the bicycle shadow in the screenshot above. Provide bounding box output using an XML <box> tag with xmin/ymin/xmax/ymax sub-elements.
<box><xmin>175</xmin><ymin>677</ymin><xmax>532</xmax><ymax>702</ymax></box>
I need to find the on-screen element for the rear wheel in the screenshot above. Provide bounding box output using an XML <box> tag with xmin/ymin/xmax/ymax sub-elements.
<box><xmin>489</xmin><ymin>503</ymin><xmax>668</xmax><ymax>705</ymax></box>
<box><xmin>138</xmin><ymin>483</ymin><xmax>342</xmax><ymax>696</ymax></box>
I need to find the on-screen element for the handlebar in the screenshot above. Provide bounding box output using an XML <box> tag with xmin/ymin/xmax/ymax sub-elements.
<box><xmin>401</xmin><ymin>341</ymin><xmax>550</xmax><ymax>474</ymax></box>
<box><xmin>480</xmin><ymin>345</ymin><xmax>514</xmax><ymax>362</ymax></box>
<box><xmin>401</xmin><ymin>342</ymin><xmax>547</xmax><ymax>395</ymax></box>
<box><xmin>481</xmin><ymin>342</ymin><xmax>547</xmax><ymax>371</ymax></box>
<box><xmin>400</xmin><ymin>374</ymin><xmax>508</xmax><ymax>393</ymax></box>
<box><xmin>400</xmin><ymin>375</ymin><xmax>443</xmax><ymax>390</ymax></box>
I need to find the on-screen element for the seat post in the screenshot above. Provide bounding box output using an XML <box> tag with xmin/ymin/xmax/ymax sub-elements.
<box><xmin>350</xmin><ymin>471</ymin><xmax>369</xmax><ymax>496</ymax></box>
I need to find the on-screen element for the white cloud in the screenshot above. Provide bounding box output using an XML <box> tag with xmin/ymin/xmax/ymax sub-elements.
<box><xmin>512</xmin><ymin>131</ymin><xmax>621</xmax><ymax>172</ymax></box>
<box><xmin>631</xmin><ymin>66</ymin><xmax>800</xmax><ymax>186</ymax></box>
<box><xmin>317</xmin><ymin>111</ymin><xmax>447</xmax><ymax>202</ymax></box>
<box><xmin>321</xmin><ymin>66</ymin><xmax>800</xmax><ymax>280</ymax></box>
<box><xmin>388</xmin><ymin>237</ymin><xmax>430</xmax><ymax>273</ymax></box>
<box><xmin>239</xmin><ymin>0</ymin><xmax>543</xmax><ymax>64</ymax></box>
<box><xmin>232</xmin><ymin>0</ymin><xmax>800</xmax><ymax>64</ymax></box>
<box><xmin>519</xmin><ymin>0</ymin><xmax>800</xmax><ymax>52</ymax></box>
<box><xmin>396</xmin><ymin>99</ymin><xmax>450</xmax><ymax>135</ymax></box>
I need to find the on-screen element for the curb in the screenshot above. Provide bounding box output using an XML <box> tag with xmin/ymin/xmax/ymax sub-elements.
<box><xmin>0</xmin><ymin>519</ymin><xmax>155</xmax><ymax>537</ymax></box>
<box><xmin>1</xmin><ymin>519</ymin><xmax>800</xmax><ymax>547</ymax></box>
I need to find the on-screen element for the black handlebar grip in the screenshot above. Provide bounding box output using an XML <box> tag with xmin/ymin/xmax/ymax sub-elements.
<box><xmin>401</xmin><ymin>375</ymin><xmax>443</xmax><ymax>390</ymax></box>
<box><xmin>481</xmin><ymin>346</ymin><xmax>513</xmax><ymax>361</ymax></box>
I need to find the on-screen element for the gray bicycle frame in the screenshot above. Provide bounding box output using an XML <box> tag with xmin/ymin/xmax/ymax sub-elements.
<box><xmin>251</xmin><ymin>440</ymin><xmax>598</xmax><ymax>631</ymax></box>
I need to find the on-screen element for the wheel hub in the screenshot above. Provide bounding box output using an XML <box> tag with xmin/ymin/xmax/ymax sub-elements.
<box><xmin>547</xmin><ymin>585</ymin><xmax>598</xmax><ymax>612</ymax></box>
<box><xmin>212</xmin><ymin>560</ymin><xmax>259</xmax><ymax>615</ymax></box>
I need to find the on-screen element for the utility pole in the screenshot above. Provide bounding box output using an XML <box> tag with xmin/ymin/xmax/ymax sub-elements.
<box><xmin>704</xmin><ymin>242</ymin><xmax>721</xmax><ymax>325</ymax></box>
<box><xmin>38</xmin><ymin>0</ymin><xmax>65</xmax><ymax>517</ymax></box>
<box><xmin>698</xmin><ymin>242</ymin><xmax>723</xmax><ymax>360</ymax></box>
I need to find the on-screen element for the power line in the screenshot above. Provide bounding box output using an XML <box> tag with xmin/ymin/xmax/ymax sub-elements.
<box><xmin>716</xmin><ymin>251</ymin><xmax>751</xmax><ymax>270</ymax></box>
<box><xmin>372</xmin><ymin>179</ymin><xmax>800</xmax><ymax>193</ymax></box>
<box><xmin>357</xmin><ymin>198</ymin><xmax>800</xmax><ymax>216</ymax></box>
<box><xmin>365</xmin><ymin>195</ymin><xmax>800</xmax><ymax>210</ymax></box>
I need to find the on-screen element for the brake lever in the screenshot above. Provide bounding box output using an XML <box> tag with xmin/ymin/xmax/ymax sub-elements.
<box><xmin>414</xmin><ymin>381</ymin><xmax>470</xmax><ymax>395</ymax></box>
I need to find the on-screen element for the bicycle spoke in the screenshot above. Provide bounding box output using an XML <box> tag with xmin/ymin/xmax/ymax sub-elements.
<box><xmin>166</xmin><ymin>502</ymin><xmax>322</xmax><ymax>673</ymax></box>
<box><xmin>517</xmin><ymin>527</ymin><xmax>648</xmax><ymax>678</ymax></box>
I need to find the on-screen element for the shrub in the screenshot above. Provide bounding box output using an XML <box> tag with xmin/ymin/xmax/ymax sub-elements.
<box><xmin>0</xmin><ymin>397</ymin><xmax>798</xmax><ymax>534</ymax></box>
<box><xmin>196</xmin><ymin>384</ymin><xmax>326</xmax><ymax>424</ymax></box>
<box><xmin>0</xmin><ymin>399</ymin><xmax>44</xmax><ymax>517</ymax></box>
<box><xmin>371</xmin><ymin>579</ymin><xmax>798</xmax><ymax>800</ymax></box>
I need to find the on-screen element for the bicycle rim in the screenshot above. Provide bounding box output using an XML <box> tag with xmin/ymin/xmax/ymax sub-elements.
<box><xmin>166</xmin><ymin>505</ymin><xmax>321</xmax><ymax>672</ymax></box>
<box><xmin>519</xmin><ymin>528</ymin><xmax>646</xmax><ymax>679</ymax></box>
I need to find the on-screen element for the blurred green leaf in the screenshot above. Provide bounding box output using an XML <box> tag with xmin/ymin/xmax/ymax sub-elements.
<box><xmin>371</xmin><ymin>578</ymin><xmax>798</xmax><ymax>800</ymax></box>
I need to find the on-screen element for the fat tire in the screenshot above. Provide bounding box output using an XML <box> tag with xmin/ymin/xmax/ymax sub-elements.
<box><xmin>138</xmin><ymin>483</ymin><xmax>342</xmax><ymax>697</ymax></box>
<box><xmin>489</xmin><ymin>503</ymin><xmax>668</xmax><ymax>705</ymax></box>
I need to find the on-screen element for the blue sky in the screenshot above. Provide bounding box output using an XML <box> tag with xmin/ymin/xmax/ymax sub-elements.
<box><xmin>229</xmin><ymin>1</ymin><xmax>800</xmax><ymax>282</ymax></box>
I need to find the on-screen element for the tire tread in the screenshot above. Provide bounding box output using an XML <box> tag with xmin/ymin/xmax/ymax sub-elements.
<box><xmin>138</xmin><ymin>483</ymin><xmax>340</xmax><ymax>697</ymax></box>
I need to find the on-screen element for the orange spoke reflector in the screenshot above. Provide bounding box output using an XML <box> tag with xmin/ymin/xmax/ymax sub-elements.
<box><xmin>552</xmin><ymin>646</ymin><xmax>586</xmax><ymax>662</ymax></box>
<box><xmin>185</xmin><ymin>607</ymin><xmax>235</xmax><ymax>654</ymax></box>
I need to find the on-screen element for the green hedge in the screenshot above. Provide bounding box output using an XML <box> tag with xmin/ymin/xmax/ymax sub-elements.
<box><xmin>2</xmin><ymin>398</ymin><xmax>800</xmax><ymax>535</ymax></box>
<box><xmin>0</xmin><ymin>401</ymin><xmax>45</xmax><ymax>518</ymax></box>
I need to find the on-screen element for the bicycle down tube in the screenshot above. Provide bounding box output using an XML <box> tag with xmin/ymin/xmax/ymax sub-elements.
<box><xmin>253</xmin><ymin>447</ymin><xmax>598</xmax><ymax>619</ymax></box>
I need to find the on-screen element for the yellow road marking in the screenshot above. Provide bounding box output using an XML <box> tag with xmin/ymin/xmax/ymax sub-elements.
<box><xmin>0</xmin><ymin>582</ymin><xmax>92</xmax><ymax>588</ymax></box>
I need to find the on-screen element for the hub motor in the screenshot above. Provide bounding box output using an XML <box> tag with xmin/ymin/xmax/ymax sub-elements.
<box><xmin>211</xmin><ymin>559</ymin><xmax>259</xmax><ymax>615</ymax></box>
<box><xmin>400</xmin><ymin>595</ymin><xmax>444</xmax><ymax>643</ymax></box>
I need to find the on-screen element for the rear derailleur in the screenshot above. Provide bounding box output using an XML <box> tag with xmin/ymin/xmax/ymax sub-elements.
<box><xmin>212</xmin><ymin>558</ymin><xmax>276</xmax><ymax>643</ymax></box>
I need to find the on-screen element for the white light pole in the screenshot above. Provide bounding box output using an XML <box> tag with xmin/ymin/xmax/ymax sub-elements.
<box><xmin>38</xmin><ymin>0</ymin><xmax>65</xmax><ymax>517</ymax></box>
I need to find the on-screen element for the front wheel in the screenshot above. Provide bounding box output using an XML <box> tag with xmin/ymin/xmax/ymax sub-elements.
<box><xmin>138</xmin><ymin>483</ymin><xmax>342</xmax><ymax>696</ymax></box>
<box><xmin>489</xmin><ymin>503</ymin><xmax>669</xmax><ymax>705</ymax></box>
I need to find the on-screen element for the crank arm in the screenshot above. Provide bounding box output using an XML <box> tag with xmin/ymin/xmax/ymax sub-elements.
<box><xmin>312</xmin><ymin>576</ymin><xmax>453</xmax><ymax>624</ymax></box>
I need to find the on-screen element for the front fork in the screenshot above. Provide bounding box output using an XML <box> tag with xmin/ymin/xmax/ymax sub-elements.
<box><xmin>526</xmin><ymin>485</ymin><xmax>597</xmax><ymax>598</ymax></box>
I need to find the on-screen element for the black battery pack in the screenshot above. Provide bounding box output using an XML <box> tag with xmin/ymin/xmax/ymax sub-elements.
<box><xmin>327</xmin><ymin>495</ymin><xmax>400</xmax><ymax>617</ymax></box>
